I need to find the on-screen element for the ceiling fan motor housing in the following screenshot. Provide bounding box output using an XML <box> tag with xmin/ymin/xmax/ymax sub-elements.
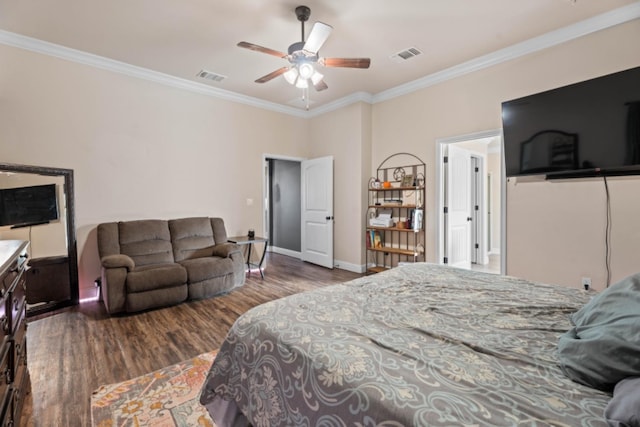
<box><xmin>295</xmin><ymin>6</ymin><xmax>311</xmax><ymax>22</ymax></box>
<box><xmin>288</xmin><ymin>41</ymin><xmax>305</xmax><ymax>55</ymax></box>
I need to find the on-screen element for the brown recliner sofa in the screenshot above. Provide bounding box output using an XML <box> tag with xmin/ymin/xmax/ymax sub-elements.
<box><xmin>97</xmin><ymin>217</ymin><xmax>245</xmax><ymax>314</ymax></box>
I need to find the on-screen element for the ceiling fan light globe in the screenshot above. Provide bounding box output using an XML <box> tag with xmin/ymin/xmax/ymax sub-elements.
<box><xmin>298</xmin><ymin>63</ymin><xmax>315</xmax><ymax>80</ymax></box>
<box><xmin>283</xmin><ymin>68</ymin><xmax>298</xmax><ymax>85</ymax></box>
<box><xmin>295</xmin><ymin>78</ymin><xmax>309</xmax><ymax>89</ymax></box>
<box><xmin>311</xmin><ymin>71</ymin><xmax>324</xmax><ymax>85</ymax></box>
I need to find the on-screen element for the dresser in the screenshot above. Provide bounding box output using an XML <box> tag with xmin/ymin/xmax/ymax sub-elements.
<box><xmin>0</xmin><ymin>240</ymin><xmax>30</xmax><ymax>426</ymax></box>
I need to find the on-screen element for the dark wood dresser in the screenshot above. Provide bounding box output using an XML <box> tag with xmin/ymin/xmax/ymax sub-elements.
<box><xmin>0</xmin><ymin>240</ymin><xmax>30</xmax><ymax>426</ymax></box>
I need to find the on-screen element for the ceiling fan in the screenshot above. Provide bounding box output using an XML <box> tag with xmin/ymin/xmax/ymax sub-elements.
<box><xmin>237</xmin><ymin>5</ymin><xmax>371</xmax><ymax>92</ymax></box>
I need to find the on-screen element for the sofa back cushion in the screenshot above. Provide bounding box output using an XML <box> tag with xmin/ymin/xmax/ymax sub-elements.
<box><xmin>169</xmin><ymin>217</ymin><xmax>216</xmax><ymax>262</ymax></box>
<box><xmin>210</xmin><ymin>217</ymin><xmax>228</xmax><ymax>243</ymax></box>
<box><xmin>118</xmin><ymin>220</ymin><xmax>174</xmax><ymax>266</ymax></box>
<box><xmin>97</xmin><ymin>222</ymin><xmax>120</xmax><ymax>258</ymax></box>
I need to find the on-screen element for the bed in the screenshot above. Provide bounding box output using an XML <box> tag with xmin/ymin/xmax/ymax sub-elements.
<box><xmin>199</xmin><ymin>263</ymin><xmax>639</xmax><ymax>426</ymax></box>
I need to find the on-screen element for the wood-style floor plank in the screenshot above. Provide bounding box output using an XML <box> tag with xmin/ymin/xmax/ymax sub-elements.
<box><xmin>20</xmin><ymin>253</ymin><xmax>361</xmax><ymax>426</ymax></box>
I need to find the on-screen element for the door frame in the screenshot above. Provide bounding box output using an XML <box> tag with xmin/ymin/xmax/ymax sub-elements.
<box><xmin>435</xmin><ymin>129</ymin><xmax>506</xmax><ymax>274</ymax></box>
<box><xmin>262</xmin><ymin>153</ymin><xmax>305</xmax><ymax>259</ymax></box>
<box><xmin>262</xmin><ymin>153</ymin><xmax>335</xmax><ymax>268</ymax></box>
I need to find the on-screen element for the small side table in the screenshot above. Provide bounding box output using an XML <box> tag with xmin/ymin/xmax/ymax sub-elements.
<box><xmin>228</xmin><ymin>236</ymin><xmax>269</xmax><ymax>279</ymax></box>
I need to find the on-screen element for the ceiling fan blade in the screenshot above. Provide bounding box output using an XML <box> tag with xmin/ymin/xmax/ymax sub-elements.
<box><xmin>238</xmin><ymin>41</ymin><xmax>287</xmax><ymax>59</ymax></box>
<box><xmin>321</xmin><ymin>57</ymin><xmax>371</xmax><ymax>69</ymax></box>
<box><xmin>314</xmin><ymin>79</ymin><xmax>328</xmax><ymax>92</ymax></box>
<box><xmin>255</xmin><ymin>67</ymin><xmax>289</xmax><ymax>83</ymax></box>
<box><xmin>303</xmin><ymin>22</ymin><xmax>333</xmax><ymax>54</ymax></box>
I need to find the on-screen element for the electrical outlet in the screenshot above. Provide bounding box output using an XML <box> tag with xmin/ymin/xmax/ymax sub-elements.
<box><xmin>581</xmin><ymin>277</ymin><xmax>591</xmax><ymax>290</ymax></box>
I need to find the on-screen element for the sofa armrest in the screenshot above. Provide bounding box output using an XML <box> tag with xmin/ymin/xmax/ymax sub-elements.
<box><xmin>101</xmin><ymin>254</ymin><xmax>135</xmax><ymax>271</ymax></box>
<box><xmin>211</xmin><ymin>243</ymin><xmax>246</xmax><ymax>287</ymax></box>
<box><xmin>101</xmin><ymin>267</ymin><xmax>128</xmax><ymax>314</ymax></box>
<box><xmin>211</xmin><ymin>242</ymin><xmax>241</xmax><ymax>258</ymax></box>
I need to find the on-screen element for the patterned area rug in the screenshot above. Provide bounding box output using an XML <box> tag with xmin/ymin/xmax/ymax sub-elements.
<box><xmin>91</xmin><ymin>351</ymin><xmax>218</xmax><ymax>427</ymax></box>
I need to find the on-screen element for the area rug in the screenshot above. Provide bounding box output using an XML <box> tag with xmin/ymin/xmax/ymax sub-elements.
<box><xmin>91</xmin><ymin>351</ymin><xmax>218</xmax><ymax>427</ymax></box>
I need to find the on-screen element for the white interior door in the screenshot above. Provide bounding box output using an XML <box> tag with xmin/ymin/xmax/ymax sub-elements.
<box><xmin>447</xmin><ymin>145</ymin><xmax>472</xmax><ymax>269</ymax></box>
<box><xmin>301</xmin><ymin>156</ymin><xmax>334</xmax><ymax>268</ymax></box>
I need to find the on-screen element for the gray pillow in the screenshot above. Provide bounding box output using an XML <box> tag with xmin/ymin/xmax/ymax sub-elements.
<box><xmin>605</xmin><ymin>376</ymin><xmax>640</xmax><ymax>427</ymax></box>
<box><xmin>557</xmin><ymin>273</ymin><xmax>640</xmax><ymax>391</ymax></box>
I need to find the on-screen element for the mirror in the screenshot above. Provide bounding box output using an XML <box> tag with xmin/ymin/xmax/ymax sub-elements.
<box><xmin>0</xmin><ymin>163</ymin><xmax>78</xmax><ymax>315</ymax></box>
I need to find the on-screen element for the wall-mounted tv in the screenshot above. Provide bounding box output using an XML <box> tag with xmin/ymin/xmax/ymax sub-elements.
<box><xmin>502</xmin><ymin>66</ymin><xmax>640</xmax><ymax>179</ymax></box>
<box><xmin>0</xmin><ymin>183</ymin><xmax>59</xmax><ymax>228</ymax></box>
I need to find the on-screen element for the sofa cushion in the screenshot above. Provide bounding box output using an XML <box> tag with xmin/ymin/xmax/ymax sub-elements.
<box><xmin>126</xmin><ymin>263</ymin><xmax>187</xmax><ymax>293</ymax></box>
<box><xmin>188</xmin><ymin>274</ymin><xmax>234</xmax><ymax>300</ymax></box>
<box><xmin>126</xmin><ymin>285</ymin><xmax>188</xmax><ymax>313</ymax></box>
<box><xmin>180</xmin><ymin>257</ymin><xmax>234</xmax><ymax>284</ymax></box>
<box><xmin>169</xmin><ymin>217</ymin><xmax>216</xmax><ymax>262</ymax></box>
<box><xmin>97</xmin><ymin>222</ymin><xmax>120</xmax><ymax>258</ymax></box>
<box><xmin>119</xmin><ymin>220</ymin><xmax>174</xmax><ymax>266</ymax></box>
<box><xmin>210</xmin><ymin>218</ymin><xmax>228</xmax><ymax>243</ymax></box>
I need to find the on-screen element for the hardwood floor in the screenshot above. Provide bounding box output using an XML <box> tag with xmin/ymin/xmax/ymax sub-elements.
<box><xmin>21</xmin><ymin>253</ymin><xmax>361</xmax><ymax>426</ymax></box>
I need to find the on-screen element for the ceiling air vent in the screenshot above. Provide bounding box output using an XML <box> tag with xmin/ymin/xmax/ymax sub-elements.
<box><xmin>196</xmin><ymin>69</ymin><xmax>227</xmax><ymax>83</ymax></box>
<box><xmin>390</xmin><ymin>47</ymin><xmax>423</xmax><ymax>63</ymax></box>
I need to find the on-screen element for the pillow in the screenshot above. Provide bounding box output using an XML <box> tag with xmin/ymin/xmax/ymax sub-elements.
<box><xmin>557</xmin><ymin>272</ymin><xmax>640</xmax><ymax>391</ymax></box>
<box><xmin>605</xmin><ymin>376</ymin><xmax>640</xmax><ymax>427</ymax></box>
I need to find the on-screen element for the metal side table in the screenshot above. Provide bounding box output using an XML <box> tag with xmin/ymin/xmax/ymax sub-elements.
<box><xmin>228</xmin><ymin>235</ymin><xmax>269</xmax><ymax>278</ymax></box>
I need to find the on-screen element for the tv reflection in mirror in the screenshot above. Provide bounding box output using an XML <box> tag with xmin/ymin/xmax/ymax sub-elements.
<box><xmin>520</xmin><ymin>130</ymin><xmax>578</xmax><ymax>175</ymax></box>
<box><xmin>0</xmin><ymin>183</ymin><xmax>59</xmax><ymax>228</ymax></box>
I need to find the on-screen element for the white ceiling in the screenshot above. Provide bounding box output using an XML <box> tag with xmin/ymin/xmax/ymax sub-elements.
<box><xmin>0</xmin><ymin>0</ymin><xmax>638</xmax><ymax>113</ymax></box>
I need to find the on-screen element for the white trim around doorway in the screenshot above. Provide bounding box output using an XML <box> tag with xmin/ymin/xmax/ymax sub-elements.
<box><xmin>435</xmin><ymin>129</ymin><xmax>506</xmax><ymax>275</ymax></box>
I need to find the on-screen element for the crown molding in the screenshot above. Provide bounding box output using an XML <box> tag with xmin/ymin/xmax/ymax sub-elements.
<box><xmin>0</xmin><ymin>29</ymin><xmax>308</xmax><ymax>118</ymax></box>
<box><xmin>372</xmin><ymin>2</ymin><xmax>640</xmax><ymax>104</ymax></box>
<box><xmin>306</xmin><ymin>92</ymin><xmax>374</xmax><ymax>118</ymax></box>
<box><xmin>1</xmin><ymin>3</ymin><xmax>638</xmax><ymax>118</ymax></box>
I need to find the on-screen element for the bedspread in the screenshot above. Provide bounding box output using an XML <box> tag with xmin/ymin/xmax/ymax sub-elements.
<box><xmin>200</xmin><ymin>263</ymin><xmax>610</xmax><ymax>426</ymax></box>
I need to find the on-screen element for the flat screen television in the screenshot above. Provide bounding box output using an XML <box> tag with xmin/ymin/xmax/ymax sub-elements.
<box><xmin>502</xmin><ymin>66</ymin><xmax>640</xmax><ymax>179</ymax></box>
<box><xmin>0</xmin><ymin>183</ymin><xmax>59</xmax><ymax>228</ymax></box>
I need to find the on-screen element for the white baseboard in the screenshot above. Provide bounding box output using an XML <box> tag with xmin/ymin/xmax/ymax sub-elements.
<box><xmin>270</xmin><ymin>247</ymin><xmax>366</xmax><ymax>273</ymax></box>
<box><xmin>270</xmin><ymin>246</ymin><xmax>301</xmax><ymax>259</ymax></box>
<box><xmin>333</xmin><ymin>260</ymin><xmax>366</xmax><ymax>274</ymax></box>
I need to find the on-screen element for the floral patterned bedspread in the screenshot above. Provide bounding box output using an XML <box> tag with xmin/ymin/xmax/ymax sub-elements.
<box><xmin>199</xmin><ymin>263</ymin><xmax>610</xmax><ymax>426</ymax></box>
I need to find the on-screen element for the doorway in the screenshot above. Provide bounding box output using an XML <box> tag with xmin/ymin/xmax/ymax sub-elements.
<box><xmin>436</xmin><ymin>130</ymin><xmax>504</xmax><ymax>275</ymax></box>
<box><xmin>263</xmin><ymin>155</ymin><xmax>335</xmax><ymax>269</ymax></box>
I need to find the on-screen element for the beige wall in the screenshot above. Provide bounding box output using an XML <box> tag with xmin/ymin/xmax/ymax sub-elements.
<box><xmin>1</xmin><ymin>18</ymin><xmax>639</xmax><ymax>295</ymax></box>
<box><xmin>371</xmin><ymin>20</ymin><xmax>640</xmax><ymax>290</ymax></box>
<box><xmin>0</xmin><ymin>43</ymin><xmax>310</xmax><ymax>293</ymax></box>
<box><xmin>308</xmin><ymin>102</ymin><xmax>372</xmax><ymax>269</ymax></box>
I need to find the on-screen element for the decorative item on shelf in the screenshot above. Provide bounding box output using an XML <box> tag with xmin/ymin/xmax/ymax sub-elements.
<box><xmin>369</xmin><ymin>177</ymin><xmax>381</xmax><ymax>189</ymax></box>
<box><xmin>401</xmin><ymin>174</ymin><xmax>414</xmax><ymax>187</ymax></box>
<box><xmin>247</xmin><ymin>229</ymin><xmax>255</xmax><ymax>239</ymax></box>
<box><xmin>393</xmin><ymin>167</ymin><xmax>406</xmax><ymax>182</ymax></box>
<box><xmin>415</xmin><ymin>172</ymin><xmax>425</xmax><ymax>187</ymax></box>
<box><xmin>416</xmin><ymin>189</ymin><xmax>424</xmax><ymax>208</ymax></box>
<box><xmin>415</xmin><ymin>243</ymin><xmax>425</xmax><ymax>254</ymax></box>
<box><xmin>412</xmin><ymin>209</ymin><xmax>423</xmax><ymax>231</ymax></box>
<box><xmin>369</xmin><ymin>209</ymin><xmax>393</xmax><ymax>227</ymax></box>
<box><xmin>383</xmin><ymin>181</ymin><xmax>392</xmax><ymax>188</ymax></box>
<box><xmin>383</xmin><ymin>198</ymin><xmax>402</xmax><ymax>206</ymax></box>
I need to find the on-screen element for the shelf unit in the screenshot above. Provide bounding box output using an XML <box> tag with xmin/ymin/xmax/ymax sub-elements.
<box><xmin>366</xmin><ymin>153</ymin><xmax>426</xmax><ymax>274</ymax></box>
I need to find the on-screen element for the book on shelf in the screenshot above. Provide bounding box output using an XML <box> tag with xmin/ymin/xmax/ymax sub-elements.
<box><xmin>367</xmin><ymin>230</ymin><xmax>384</xmax><ymax>249</ymax></box>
